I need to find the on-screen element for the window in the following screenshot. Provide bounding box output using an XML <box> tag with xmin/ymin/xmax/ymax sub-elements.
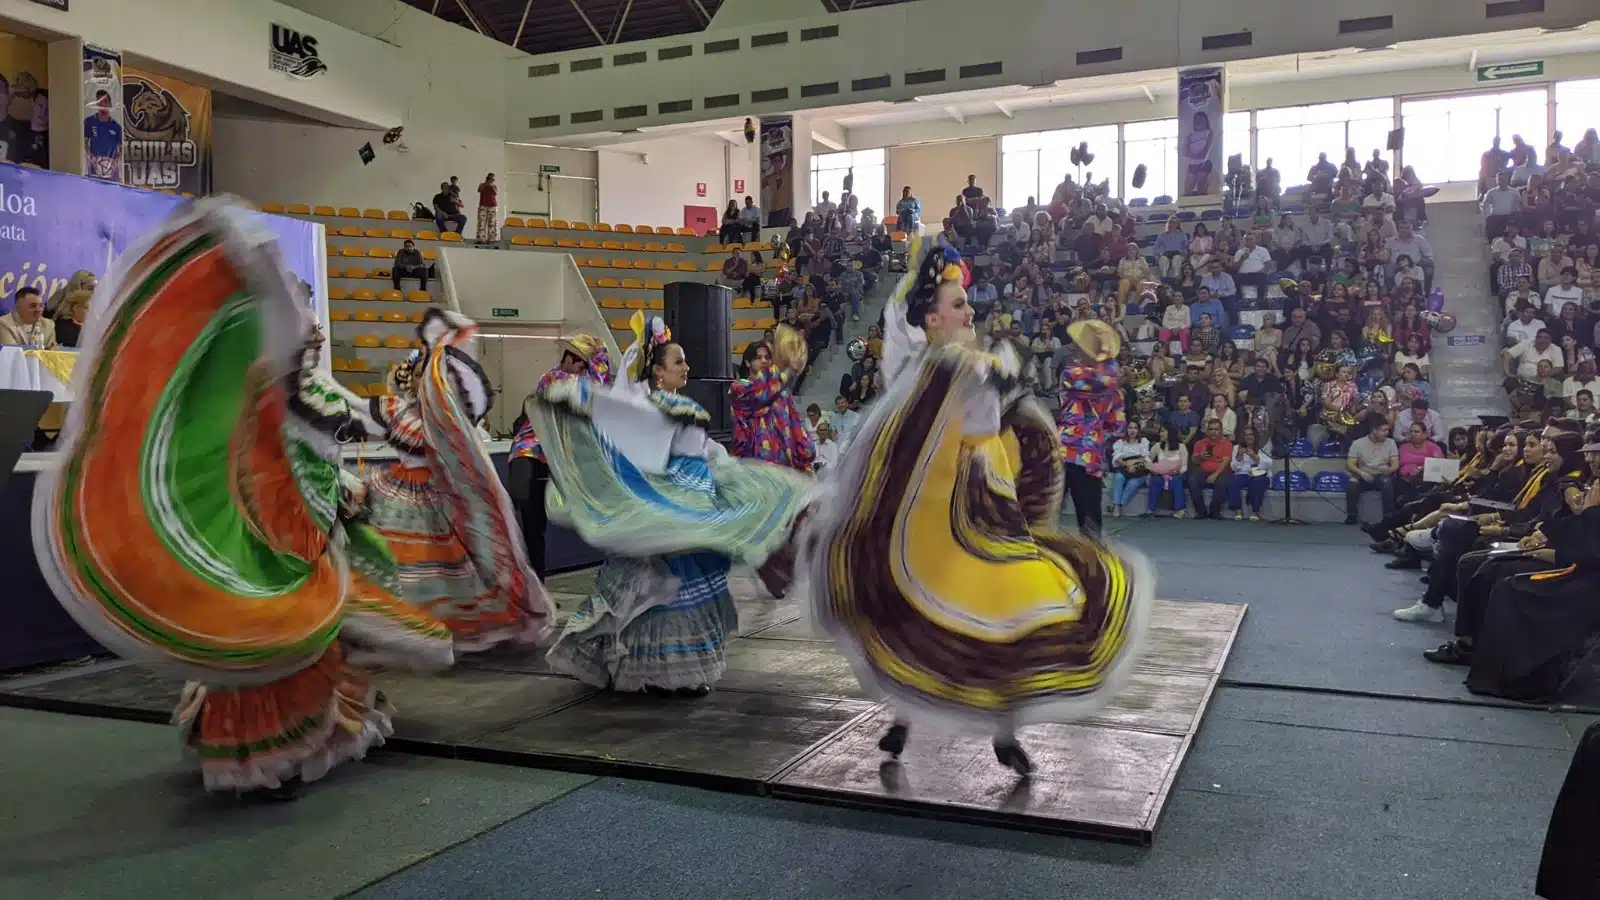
<box><xmin>999</xmin><ymin>125</ymin><xmax>1118</xmax><ymax>210</ymax></box>
<box><xmin>1401</xmin><ymin>89</ymin><xmax>1546</xmax><ymax>183</ymax></box>
<box><xmin>811</xmin><ymin>148</ymin><xmax>886</xmax><ymax>217</ymax></box>
<box><xmin>1555</xmin><ymin>79</ymin><xmax>1600</xmax><ymax>148</ymax></box>
<box><xmin>1122</xmin><ymin>118</ymin><xmax>1178</xmax><ymax>201</ymax></box>
<box><xmin>1223</xmin><ymin>110</ymin><xmax>1252</xmax><ymax>170</ymax></box>
<box><xmin>1255</xmin><ymin>98</ymin><xmax>1395</xmax><ymax>186</ymax></box>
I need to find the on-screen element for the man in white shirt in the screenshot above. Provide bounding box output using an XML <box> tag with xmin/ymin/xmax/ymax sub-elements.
<box><xmin>1489</xmin><ymin>224</ymin><xmax>1529</xmax><ymax>262</ymax></box>
<box><xmin>1296</xmin><ymin>210</ymin><xmax>1335</xmax><ymax>262</ymax></box>
<box><xmin>1543</xmin><ymin>266</ymin><xmax>1585</xmax><ymax>315</ymax></box>
<box><xmin>1503</xmin><ymin>330</ymin><xmax>1564</xmax><ymax>380</ymax></box>
<box><xmin>1503</xmin><ymin>281</ymin><xmax>1543</xmax><ymax>318</ymax></box>
<box><xmin>1504</xmin><ymin>305</ymin><xmax>1546</xmax><ymax>346</ymax></box>
<box><xmin>1087</xmin><ymin>204</ymin><xmax>1115</xmax><ymax>236</ymax></box>
<box><xmin>1395</xmin><ymin>398</ymin><xmax>1446</xmax><ymax>444</ymax></box>
<box><xmin>830</xmin><ymin>394</ymin><xmax>861</xmax><ymax>442</ymax></box>
<box><xmin>1562</xmin><ymin>355</ymin><xmax>1600</xmax><ymax>409</ymax></box>
<box><xmin>813</xmin><ymin>422</ymin><xmax>839</xmax><ymax>470</ymax></box>
<box><xmin>1232</xmin><ymin>232</ymin><xmax>1273</xmax><ymax>297</ymax></box>
<box><xmin>813</xmin><ymin>191</ymin><xmax>838</xmax><ymax>220</ymax></box>
<box><xmin>1385</xmin><ymin>221</ymin><xmax>1433</xmax><ymax>289</ymax></box>
<box><xmin>1361</xmin><ymin>185</ymin><xmax>1396</xmax><ymax>213</ymax></box>
<box><xmin>1480</xmin><ymin>170</ymin><xmax>1522</xmax><ymax>238</ymax></box>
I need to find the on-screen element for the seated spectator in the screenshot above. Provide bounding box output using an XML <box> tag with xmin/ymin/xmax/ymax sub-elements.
<box><xmin>1362</xmin><ymin>181</ymin><xmax>1396</xmax><ymax>215</ymax></box>
<box><xmin>718</xmin><ymin>200</ymin><xmax>745</xmax><ymax>245</ymax></box>
<box><xmin>0</xmin><ymin>286</ymin><xmax>57</xmax><ymax>348</ymax></box>
<box><xmin>1233</xmin><ymin>231</ymin><xmax>1273</xmax><ymax>298</ymax></box>
<box><xmin>391</xmin><ymin>239</ymin><xmax>429</xmax><ymax>292</ymax></box>
<box><xmin>1166</xmin><ymin>392</ymin><xmax>1202</xmax><ymax>444</ymax></box>
<box><xmin>814</xmin><ymin>190</ymin><xmax>838</xmax><ymax>220</ymax></box>
<box><xmin>432</xmin><ymin>181</ymin><xmax>467</xmax><ymax>234</ymax></box>
<box><xmin>1396</xmin><ymin>397</ymin><xmax>1445</xmax><ymax>443</ymax></box>
<box><xmin>1153</xmin><ymin>218</ymin><xmax>1189</xmax><ymax>279</ymax></box>
<box><xmin>894</xmin><ymin>186</ymin><xmax>921</xmax><ymax>233</ymax></box>
<box><xmin>1187</xmin><ymin>417</ymin><xmax>1233</xmax><ymax>519</ymax></box>
<box><xmin>1564</xmin><ymin>353</ymin><xmax>1600</xmax><ymax>409</ymax></box>
<box><xmin>1345</xmin><ymin>421</ymin><xmax>1399</xmax><ymax>525</ymax></box>
<box><xmin>1188</xmin><ymin>311</ymin><xmax>1221</xmax><ymax>357</ymax></box>
<box><xmin>1396</xmin><ymin>420</ymin><xmax>1444</xmax><ymax>496</ymax></box>
<box><xmin>1505</xmin><ymin>328</ymin><xmax>1565</xmax><ymax>383</ymax></box>
<box><xmin>1146</xmin><ymin>424</ymin><xmax>1190</xmax><ymax>517</ymax></box>
<box><xmin>1116</xmin><ymin>243</ymin><xmax>1151</xmax><ymax>305</ymax></box>
<box><xmin>1498</xmin><ymin>247</ymin><xmax>1535</xmax><ymax>297</ymax></box>
<box><xmin>829</xmin><ymin>394</ymin><xmax>860</xmax><ymax>442</ymax></box>
<box><xmin>1393</xmin><ymin>332</ymin><xmax>1432</xmax><ymax>380</ymax></box>
<box><xmin>1228</xmin><ymin>426</ymin><xmax>1271</xmax><ymax>520</ymax></box>
<box><xmin>1109</xmin><ymin>428</ymin><xmax>1152</xmax><ymax>517</ymax></box>
<box><xmin>1202</xmin><ymin>393</ymin><xmax>1236</xmax><ymax>438</ymax></box>
<box><xmin>812</xmin><ymin>421</ymin><xmax>839</xmax><ymax>470</ymax></box>
<box><xmin>1546</xmin><ymin>266</ymin><xmax>1585</xmax><ymax>313</ymax></box>
<box><xmin>1196</xmin><ymin>264</ymin><xmax>1234</xmax><ymax>326</ymax></box>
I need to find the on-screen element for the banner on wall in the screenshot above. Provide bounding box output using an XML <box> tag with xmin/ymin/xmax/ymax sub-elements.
<box><xmin>81</xmin><ymin>44</ymin><xmax>123</xmax><ymax>182</ymax></box>
<box><xmin>759</xmin><ymin>115</ymin><xmax>792</xmax><ymax>228</ymax></box>
<box><xmin>270</xmin><ymin>24</ymin><xmax>329</xmax><ymax>80</ymax></box>
<box><xmin>0</xmin><ymin>33</ymin><xmax>49</xmax><ymax>168</ymax></box>
<box><xmin>121</xmin><ymin>68</ymin><xmax>211</xmax><ymax>194</ymax></box>
<box><xmin>1176</xmin><ymin>65</ymin><xmax>1226</xmax><ymax>202</ymax></box>
<box><xmin>0</xmin><ymin>165</ymin><xmax>324</xmax><ymax>320</ymax></box>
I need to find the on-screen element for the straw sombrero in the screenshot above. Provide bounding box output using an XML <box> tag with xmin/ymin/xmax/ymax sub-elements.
<box><xmin>557</xmin><ymin>333</ymin><xmax>604</xmax><ymax>363</ymax></box>
<box><xmin>1068</xmin><ymin>319</ymin><xmax>1120</xmax><ymax>362</ymax></box>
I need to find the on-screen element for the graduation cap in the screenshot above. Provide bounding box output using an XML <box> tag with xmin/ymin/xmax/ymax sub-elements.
<box><xmin>358</xmin><ymin>142</ymin><xmax>376</xmax><ymax>165</ymax></box>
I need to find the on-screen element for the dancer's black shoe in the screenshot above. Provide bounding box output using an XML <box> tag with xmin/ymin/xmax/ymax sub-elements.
<box><xmin>878</xmin><ymin>723</ymin><xmax>909</xmax><ymax>758</ymax></box>
<box><xmin>1369</xmin><ymin>539</ymin><xmax>1400</xmax><ymax>554</ymax></box>
<box><xmin>993</xmin><ymin>740</ymin><xmax>1033</xmax><ymax>776</ymax></box>
<box><xmin>1384</xmin><ymin>553</ymin><xmax>1422</xmax><ymax>570</ymax></box>
<box><xmin>675</xmin><ymin>685</ymin><xmax>711</xmax><ymax>698</ymax></box>
<box><xmin>245</xmin><ymin>777</ymin><xmax>301</xmax><ymax>803</ymax></box>
<box><xmin>642</xmin><ymin>685</ymin><xmax>673</xmax><ymax>698</ymax></box>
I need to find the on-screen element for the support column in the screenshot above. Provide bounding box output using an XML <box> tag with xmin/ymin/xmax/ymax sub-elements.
<box><xmin>45</xmin><ymin>36</ymin><xmax>80</xmax><ymax>176</ymax></box>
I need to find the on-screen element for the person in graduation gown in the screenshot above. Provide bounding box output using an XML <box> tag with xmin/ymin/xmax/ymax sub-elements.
<box><xmin>33</xmin><ymin>201</ymin><xmax>455</xmax><ymax>800</ymax></box>
<box><xmin>1537</xmin><ymin>721</ymin><xmax>1600</xmax><ymax>899</ymax></box>
<box><xmin>528</xmin><ymin>313</ymin><xmax>813</xmax><ymax>695</ymax></box>
<box><xmin>798</xmin><ymin>236</ymin><xmax>1155</xmax><ymax>776</ymax></box>
<box><xmin>508</xmin><ymin>334</ymin><xmax>613</xmax><ymax>578</ymax></box>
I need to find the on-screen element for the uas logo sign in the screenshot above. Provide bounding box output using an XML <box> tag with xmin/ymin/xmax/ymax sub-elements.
<box><xmin>270</xmin><ymin>24</ymin><xmax>328</xmax><ymax>80</ymax></box>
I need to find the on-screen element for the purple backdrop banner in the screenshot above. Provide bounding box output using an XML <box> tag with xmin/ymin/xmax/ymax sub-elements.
<box><xmin>0</xmin><ymin>163</ymin><xmax>320</xmax><ymax>315</ymax></box>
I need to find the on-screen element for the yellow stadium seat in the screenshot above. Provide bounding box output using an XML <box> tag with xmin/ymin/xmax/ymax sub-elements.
<box><xmin>338</xmin><ymin>226</ymin><xmax>362</xmax><ymax>237</ymax></box>
<box><xmin>624</xmin><ymin>299</ymin><xmax>647</xmax><ymax>310</ymax></box>
<box><xmin>570</xmin><ymin>221</ymin><xmax>591</xmax><ymax>232</ymax></box>
<box><xmin>654</xmin><ymin>260</ymin><xmax>677</xmax><ymax>272</ymax></box>
<box><xmin>647</xmin><ymin>299</ymin><xmax>663</xmax><ymax>310</ymax></box>
<box><xmin>733</xmin><ymin>298</ymin><xmax>754</xmax><ymax>309</ymax></box>
<box><xmin>411</xmin><ymin>338</ymin><xmax>425</xmax><ymax>349</ymax></box>
<box><xmin>586</xmin><ymin>258</ymin><xmax>609</xmax><ymax>268</ymax></box>
<box><xmin>330</xmin><ymin>309</ymin><xmax>351</xmax><ymax>321</ymax></box>
<box><xmin>384</xmin><ymin>335</ymin><xmax>411</xmax><ymax>348</ymax></box>
<box><xmin>367</xmin><ymin>227</ymin><xmax>392</xmax><ymax>238</ymax></box>
<box><xmin>407</xmin><ymin>290</ymin><xmax>431</xmax><ymax>303</ymax></box>
<box><xmin>732</xmin><ymin>318</ymin><xmax>756</xmax><ymax>330</ymax></box>
<box><xmin>644</xmin><ymin>242</ymin><xmax>666</xmax><ymax>252</ymax></box>
<box><xmin>340</xmin><ymin>247</ymin><xmax>364</xmax><ymax>258</ymax></box>
<box><xmin>337</xmin><ymin>207</ymin><xmax>360</xmax><ymax>218</ymax></box>
<box><xmin>556</xmin><ymin>238</ymin><xmax>578</xmax><ymax>248</ymax></box>
<box><xmin>346</xmin><ymin>359</ymin><xmax>371</xmax><ymax>373</ymax></box>
<box><xmin>415</xmin><ymin>230</ymin><xmax>439</xmax><ymax>241</ymax></box>
<box><xmin>643</xmin><ymin>279</ymin><xmax>664</xmax><ymax>290</ymax></box>
<box><xmin>705</xmin><ymin>244</ymin><xmax>724</xmax><ymax>254</ymax></box>
<box><xmin>352</xmin><ymin>289</ymin><xmax>378</xmax><ymax>302</ymax></box>
<box><xmin>602</xmin><ymin>240</ymin><xmax>624</xmax><ymax>251</ymax></box>
<box><xmin>372</xmin><ymin>267</ymin><xmax>392</xmax><ymax>278</ymax></box>
<box><xmin>331</xmin><ymin>358</ymin><xmax>348</xmax><ymax>372</ymax></box>
<box><xmin>411</xmin><ymin>311</ymin><xmax>426</xmax><ymax>323</ymax></box>
<box><xmin>621</xmin><ymin>278</ymin><xmax>645</xmax><ymax>289</ymax></box>
<box><xmin>382</xmin><ymin>311</ymin><xmax>408</xmax><ymax>323</ymax></box>
<box><xmin>653</xmin><ymin>227</ymin><xmax>673</xmax><ymax>235</ymax></box>
<box><xmin>595</xmin><ymin>223</ymin><xmax>613</xmax><ymax>232</ymax></box>
<box><xmin>705</xmin><ymin>262</ymin><xmax>722</xmax><ymax>271</ymax></box>
<box><xmin>363</xmin><ymin>208</ymin><xmax>386</xmax><ymax>220</ymax></box>
<box><xmin>380</xmin><ymin>289</ymin><xmax>403</xmax><ymax>301</ymax></box>
<box><xmin>262</xmin><ymin>202</ymin><xmax>287</xmax><ymax>214</ymax></box>
<box><xmin>579</xmin><ymin>240</ymin><xmax>600</xmax><ymax>250</ymax></box>
<box><xmin>369</xmin><ymin>383</ymin><xmax>390</xmax><ymax>396</ymax></box>
<box><xmin>511</xmin><ymin>235</ymin><xmax>535</xmax><ymax>246</ymax></box>
<box><xmin>367</xmin><ymin>248</ymin><xmax>390</xmax><ymax>259</ymax></box>
<box><xmin>733</xmin><ymin>342</ymin><xmax>749</xmax><ymax>354</ymax></box>
<box><xmin>623</xmin><ymin>241</ymin><xmax>646</xmax><ymax>251</ymax></box>
<box><xmin>599</xmin><ymin>297</ymin><xmax>626</xmax><ymax>309</ymax></box>
<box><xmin>891</xmin><ymin>231</ymin><xmax>907</xmax><ymax>241</ymax></box>
<box><xmin>675</xmin><ymin>228</ymin><xmax>696</xmax><ymax>237</ymax></box>
<box><xmin>754</xmin><ymin>316</ymin><xmax>775</xmax><ymax>328</ymax></box>
<box><xmin>609</xmin><ymin>259</ymin><xmax>631</xmax><ymax>269</ymax></box>
<box><xmin>527</xmin><ymin>218</ymin><xmax>549</xmax><ymax>228</ymax></box>
<box><xmin>584</xmin><ymin>277</ymin><xmax>600</xmax><ymax>287</ymax></box>
<box><xmin>634</xmin><ymin>225</ymin><xmax>654</xmax><ymax>235</ymax></box>
<box><xmin>882</xmin><ymin>215</ymin><xmax>898</xmax><ymax>226</ymax></box>
<box><xmin>346</xmin><ymin>267</ymin><xmax>371</xmax><ymax>279</ymax></box>
<box><xmin>534</xmin><ymin>237</ymin><xmax>556</xmax><ymax>247</ymax></box>
<box><xmin>666</xmin><ymin>243</ymin><xmax>686</xmax><ymax>253</ymax></box>
<box><xmin>345</xmin><ymin>382</ymin><xmax>366</xmax><ymax>396</ymax></box>
<box><xmin>550</xmin><ymin>219</ymin><xmax>570</xmax><ymax>230</ymax></box>
<box><xmin>597</xmin><ymin>277</ymin><xmax>620</xmax><ymax>288</ymax></box>
<box><xmin>327</xmin><ymin>264</ymin><xmax>341</xmax><ymax>279</ymax></box>
<box><xmin>311</xmin><ymin>205</ymin><xmax>335</xmax><ymax>217</ymax></box>
<box><xmin>676</xmin><ymin>262</ymin><xmax>698</xmax><ymax>272</ymax></box>
<box><xmin>608</xmin><ymin>317</ymin><xmax>632</xmax><ymax>330</ymax></box>
<box><xmin>355</xmin><ymin>310</ymin><xmax>379</xmax><ymax>322</ymax></box>
<box><xmin>615</xmin><ymin>224</ymin><xmax>634</xmax><ymax>234</ymax></box>
<box><xmin>742</xmin><ymin>241</ymin><xmax>764</xmax><ymax>251</ymax></box>
<box><xmin>388</xmin><ymin>228</ymin><xmax>412</xmax><ymax>240</ymax></box>
<box><xmin>387</xmin><ymin>210</ymin><xmax>410</xmax><ymax>221</ymax></box>
<box><xmin>504</xmin><ymin>216</ymin><xmax>525</xmax><ymax>228</ymax></box>
<box><xmin>440</xmin><ymin>232</ymin><xmax>463</xmax><ymax>242</ymax></box>
<box><xmin>287</xmin><ymin>203</ymin><xmax>312</xmax><ymax>215</ymax></box>
<box><xmin>329</xmin><ymin>287</ymin><xmax>350</xmax><ymax>301</ymax></box>
<box><xmin>421</xmin><ymin>250</ymin><xmax>438</xmax><ymax>260</ymax></box>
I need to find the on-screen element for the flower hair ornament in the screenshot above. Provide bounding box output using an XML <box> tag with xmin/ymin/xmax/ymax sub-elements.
<box><xmin>622</xmin><ymin>310</ymin><xmax>673</xmax><ymax>384</ymax></box>
<box><xmin>904</xmin><ymin>242</ymin><xmax>966</xmax><ymax>328</ymax></box>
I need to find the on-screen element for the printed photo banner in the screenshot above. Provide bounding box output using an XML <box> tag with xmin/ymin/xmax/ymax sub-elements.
<box><xmin>1176</xmin><ymin>65</ymin><xmax>1226</xmax><ymax>202</ymax></box>
<box><xmin>0</xmin><ymin>33</ymin><xmax>49</xmax><ymax>169</ymax></box>
<box><xmin>759</xmin><ymin>115</ymin><xmax>792</xmax><ymax>229</ymax></box>
<box><xmin>81</xmin><ymin>44</ymin><xmax>122</xmax><ymax>182</ymax></box>
<box><xmin>0</xmin><ymin>165</ymin><xmax>324</xmax><ymax>320</ymax></box>
<box><xmin>121</xmin><ymin>67</ymin><xmax>212</xmax><ymax>195</ymax></box>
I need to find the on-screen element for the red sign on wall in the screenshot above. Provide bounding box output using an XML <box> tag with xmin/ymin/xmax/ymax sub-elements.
<box><xmin>733</xmin><ymin>179</ymin><xmax>745</xmax><ymax>193</ymax></box>
<box><xmin>695</xmin><ymin>182</ymin><xmax>707</xmax><ymax>197</ymax></box>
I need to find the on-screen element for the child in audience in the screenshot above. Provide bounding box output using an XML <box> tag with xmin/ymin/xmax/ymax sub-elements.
<box><xmin>1146</xmin><ymin>424</ymin><xmax>1190</xmax><ymax>518</ymax></box>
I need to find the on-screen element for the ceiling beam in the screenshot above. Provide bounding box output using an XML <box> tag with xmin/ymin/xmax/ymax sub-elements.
<box><xmin>1140</xmin><ymin>84</ymin><xmax>1156</xmax><ymax>104</ymax></box>
<box><xmin>607</xmin><ymin>0</ymin><xmax>635</xmax><ymax>44</ymax></box>
<box><xmin>682</xmin><ymin>0</ymin><xmax>712</xmax><ymax>26</ymax></box>
<box><xmin>811</xmin><ymin>119</ymin><xmax>848</xmax><ymax>151</ymax></box>
<box><xmin>994</xmin><ymin>100</ymin><xmax>1013</xmax><ymax>119</ymax></box>
<box><xmin>453</xmin><ymin>0</ymin><xmax>500</xmax><ymax>42</ymax></box>
<box><xmin>567</xmin><ymin>0</ymin><xmax>608</xmax><ymax>45</ymax></box>
<box><xmin>431</xmin><ymin>0</ymin><xmax>442</xmax><ymax>13</ymax></box>
<box><xmin>944</xmin><ymin>106</ymin><xmax>965</xmax><ymax>125</ymax></box>
<box><xmin>512</xmin><ymin>0</ymin><xmax>536</xmax><ymax>49</ymax></box>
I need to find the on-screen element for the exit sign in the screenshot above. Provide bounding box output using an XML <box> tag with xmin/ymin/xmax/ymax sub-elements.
<box><xmin>1477</xmin><ymin>60</ymin><xmax>1543</xmax><ymax>82</ymax></box>
<box><xmin>539</xmin><ymin>164</ymin><xmax>561</xmax><ymax>173</ymax></box>
<box><xmin>491</xmin><ymin>307</ymin><xmax>520</xmax><ymax>318</ymax></box>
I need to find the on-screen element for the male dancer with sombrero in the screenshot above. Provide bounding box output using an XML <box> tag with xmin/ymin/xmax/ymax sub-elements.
<box><xmin>1057</xmin><ymin>319</ymin><xmax>1126</xmax><ymax>539</ymax></box>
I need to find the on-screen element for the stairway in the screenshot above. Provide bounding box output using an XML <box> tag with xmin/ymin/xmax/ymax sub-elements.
<box><xmin>797</xmin><ymin>271</ymin><xmax>897</xmax><ymax>411</ymax></box>
<box><xmin>1424</xmin><ymin>200</ymin><xmax>1508</xmax><ymax>431</ymax></box>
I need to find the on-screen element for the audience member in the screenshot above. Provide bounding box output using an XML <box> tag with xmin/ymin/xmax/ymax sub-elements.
<box><xmin>392</xmin><ymin>239</ymin><xmax>428</xmax><ymax>292</ymax></box>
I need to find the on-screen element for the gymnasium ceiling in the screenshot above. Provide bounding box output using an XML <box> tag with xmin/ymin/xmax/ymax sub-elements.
<box><xmin>396</xmin><ymin>0</ymin><xmax>922</xmax><ymax>56</ymax></box>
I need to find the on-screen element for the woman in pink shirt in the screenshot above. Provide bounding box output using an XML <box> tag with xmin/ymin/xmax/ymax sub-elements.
<box><xmin>1397</xmin><ymin>421</ymin><xmax>1444</xmax><ymax>487</ymax></box>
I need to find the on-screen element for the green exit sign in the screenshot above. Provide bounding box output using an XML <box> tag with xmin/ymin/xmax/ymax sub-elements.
<box><xmin>539</xmin><ymin>164</ymin><xmax>561</xmax><ymax>173</ymax></box>
<box><xmin>1477</xmin><ymin>60</ymin><xmax>1543</xmax><ymax>82</ymax></box>
<box><xmin>491</xmin><ymin>307</ymin><xmax>520</xmax><ymax>318</ymax></box>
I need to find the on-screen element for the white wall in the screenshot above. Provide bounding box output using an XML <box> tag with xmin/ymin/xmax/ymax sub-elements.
<box><xmin>212</xmin><ymin>118</ymin><xmax>506</xmax><ymax>212</ymax></box>
<box><xmin>887</xmin><ymin>138</ymin><xmax>999</xmax><ymax>220</ymax></box>
<box><xmin>597</xmin><ymin>135</ymin><xmax>738</xmax><ymax>231</ymax></box>
<box><xmin>0</xmin><ymin>0</ymin><xmax>402</xmax><ymax>127</ymax></box>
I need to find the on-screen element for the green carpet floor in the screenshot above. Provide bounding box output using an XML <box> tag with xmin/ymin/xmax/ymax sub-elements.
<box><xmin>0</xmin><ymin>708</ymin><xmax>593</xmax><ymax>900</ymax></box>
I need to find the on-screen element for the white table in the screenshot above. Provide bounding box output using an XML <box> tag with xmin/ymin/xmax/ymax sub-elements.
<box><xmin>0</xmin><ymin>346</ymin><xmax>75</xmax><ymax>401</ymax></box>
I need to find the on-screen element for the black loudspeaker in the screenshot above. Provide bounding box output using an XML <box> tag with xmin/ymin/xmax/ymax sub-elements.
<box><xmin>663</xmin><ymin>281</ymin><xmax>734</xmax><ymax>380</ymax></box>
<box><xmin>678</xmin><ymin>377</ymin><xmax>733</xmax><ymax>441</ymax></box>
